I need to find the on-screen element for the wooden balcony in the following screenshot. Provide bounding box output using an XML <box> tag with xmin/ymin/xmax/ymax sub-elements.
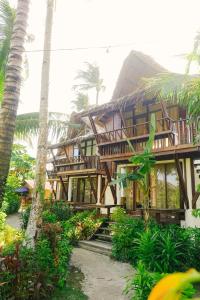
<box><xmin>95</xmin><ymin>118</ymin><xmax>199</xmax><ymax>158</ymax></box>
<box><xmin>47</xmin><ymin>155</ymin><xmax>103</xmax><ymax>176</ymax></box>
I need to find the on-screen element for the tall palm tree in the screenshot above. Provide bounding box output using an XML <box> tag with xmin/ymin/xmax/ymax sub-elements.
<box><xmin>26</xmin><ymin>0</ymin><xmax>54</xmax><ymax>244</ymax></box>
<box><xmin>72</xmin><ymin>92</ymin><xmax>89</xmax><ymax>112</ymax></box>
<box><xmin>0</xmin><ymin>0</ymin><xmax>30</xmax><ymax>206</ymax></box>
<box><xmin>73</xmin><ymin>62</ymin><xmax>105</xmax><ymax>105</ymax></box>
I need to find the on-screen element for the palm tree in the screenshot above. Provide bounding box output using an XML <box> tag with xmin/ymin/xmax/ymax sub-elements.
<box><xmin>26</xmin><ymin>0</ymin><xmax>54</xmax><ymax>244</ymax></box>
<box><xmin>144</xmin><ymin>32</ymin><xmax>200</xmax><ymax>122</ymax></box>
<box><xmin>0</xmin><ymin>0</ymin><xmax>30</xmax><ymax>206</ymax></box>
<box><xmin>72</xmin><ymin>92</ymin><xmax>89</xmax><ymax>112</ymax></box>
<box><xmin>73</xmin><ymin>62</ymin><xmax>105</xmax><ymax>105</ymax></box>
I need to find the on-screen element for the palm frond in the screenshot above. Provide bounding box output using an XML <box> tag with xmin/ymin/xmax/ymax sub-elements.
<box><xmin>143</xmin><ymin>72</ymin><xmax>200</xmax><ymax>120</ymax></box>
<box><xmin>0</xmin><ymin>0</ymin><xmax>15</xmax><ymax>73</ymax></box>
<box><xmin>15</xmin><ymin>112</ymin><xmax>81</xmax><ymax>142</ymax></box>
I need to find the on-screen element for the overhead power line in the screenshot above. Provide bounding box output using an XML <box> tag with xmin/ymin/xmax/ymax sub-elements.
<box><xmin>22</xmin><ymin>42</ymin><xmax>143</xmax><ymax>53</ymax></box>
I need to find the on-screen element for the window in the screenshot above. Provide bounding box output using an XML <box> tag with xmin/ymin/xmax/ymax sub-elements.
<box><xmin>71</xmin><ymin>177</ymin><xmax>97</xmax><ymax>203</ymax></box>
<box><xmin>73</xmin><ymin>145</ymin><xmax>79</xmax><ymax>157</ymax></box>
<box><xmin>150</xmin><ymin>163</ymin><xmax>180</xmax><ymax>209</ymax></box>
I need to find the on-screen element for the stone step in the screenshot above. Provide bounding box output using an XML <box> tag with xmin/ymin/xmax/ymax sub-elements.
<box><xmin>79</xmin><ymin>240</ymin><xmax>112</xmax><ymax>256</ymax></box>
<box><xmin>94</xmin><ymin>233</ymin><xmax>112</xmax><ymax>242</ymax></box>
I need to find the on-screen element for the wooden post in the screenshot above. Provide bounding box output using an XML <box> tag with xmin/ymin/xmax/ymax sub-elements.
<box><xmin>175</xmin><ymin>155</ymin><xmax>189</xmax><ymax>209</ymax></box>
<box><xmin>59</xmin><ymin>176</ymin><xmax>68</xmax><ymax>200</ymax></box>
<box><xmin>88</xmin><ymin>114</ymin><xmax>117</xmax><ymax>204</ymax></box>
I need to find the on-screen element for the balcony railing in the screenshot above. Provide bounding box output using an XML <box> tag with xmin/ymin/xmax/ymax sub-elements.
<box><xmin>48</xmin><ymin>155</ymin><xmax>101</xmax><ymax>174</ymax></box>
<box><xmin>95</xmin><ymin>118</ymin><xmax>199</xmax><ymax>157</ymax></box>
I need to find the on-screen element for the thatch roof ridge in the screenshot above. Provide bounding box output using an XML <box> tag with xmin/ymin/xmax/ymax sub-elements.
<box><xmin>111</xmin><ymin>50</ymin><xmax>166</xmax><ymax>100</ymax></box>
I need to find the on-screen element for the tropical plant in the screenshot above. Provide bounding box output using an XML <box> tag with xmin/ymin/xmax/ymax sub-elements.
<box><xmin>15</xmin><ymin>111</ymin><xmax>79</xmax><ymax>142</ymax></box>
<box><xmin>9</xmin><ymin>143</ymin><xmax>35</xmax><ymax>181</ymax></box>
<box><xmin>144</xmin><ymin>32</ymin><xmax>200</xmax><ymax>124</ymax></box>
<box><xmin>73</xmin><ymin>62</ymin><xmax>105</xmax><ymax>105</ymax></box>
<box><xmin>125</xmin><ymin>262</ymin><xmax>196</xmax><ymax>300</ymax></box>
<box><xmin>0</xmin><ymin>0</ymin><xmax>30</xmax><ymax>206</ymax></box>
<box><xmin>72</xmin><ymin>92</ymin><xmax>89</xmax><ymax>112</ymax></box>
<box><xmin>1</xmin><ymin>174</ymin><xmax>21</xmax><ymax>214</ymax></box>
<box><xmin>0</xmin><ymin>0</ymin><xmax>15</xmax><ymax>102</ymax></box>
<box><xmin>26</xmin><ymin>0</ymin><xmax>54</xmax><ymax>246</ymax></box>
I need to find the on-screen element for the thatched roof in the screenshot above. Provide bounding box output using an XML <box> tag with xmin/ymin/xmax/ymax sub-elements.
<box><xmin>76</xmin><ymin>50</ymin><xmax>166</xmax><ymax>117</ymax></box>
<box><xmin>48</xmin><ymin>132</ymin><xmax>95</xmax><ymax>150</ymax></box>
<box><xmin>112</xmin><ymin>50</ymin><xmax>166</xmax><ymax>99</ymax></box>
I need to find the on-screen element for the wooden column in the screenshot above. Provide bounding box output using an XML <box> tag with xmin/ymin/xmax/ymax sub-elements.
<box><xmin>77</xmin><ymin>142</ymin><xmax>98</xmax><ymax>203</ymax></box>
<box><xmin>88</xmin><ymin>114</ymin><xmax>117</xmax><ymax>204</ymax></box>
<box><xmin>175</xmin><ymin>155</ymin><xmax>189</xmax><ymax>209</ymax></box>
<box><xmin>59</xmin><ymin>176</ymin><xmax>68</xmax><ymax>200</ymax></box>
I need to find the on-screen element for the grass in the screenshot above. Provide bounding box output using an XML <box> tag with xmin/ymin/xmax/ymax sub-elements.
<box><xmin>52</xmin><ymin>266</ymin><xmax>88</xmax><ymax>300</ymax></box>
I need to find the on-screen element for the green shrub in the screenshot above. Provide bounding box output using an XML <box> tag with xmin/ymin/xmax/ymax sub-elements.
<box><xmin>1</xmin><ymin>175</ymin><xmax>21</xmax><ymax>215</ymax></box>
<box><xmin>51</xmin><ymin>201</ymin><xmax>73</xmax><ymax>221</ymax></box>
<box><xmin>63</xmin><ymin>210</ymin><xmax>103</xmax><ymax>243</ymax></box>
<box><xmin>42</xmin><ymin>210</ymin><xmax>57</xmax><ymax>223</ymax></box>
<box><xmin>135</xmin><ymin>225</ymin><xmax>193</xmax><ymax>273</ymax></box>
<box><xmin>125</xmin><ymin>262</ymin><xmax>196</xmax><ymax>300</ymax></box>
<box><xmin>111</xmin><ymin>209</ymin><xmax>145</xmax><ymax>262</ymax></box>
<box><xmin>20</xmin><ymin>206</ymin><xmax>31</xmax><ymax>229</ymax></box>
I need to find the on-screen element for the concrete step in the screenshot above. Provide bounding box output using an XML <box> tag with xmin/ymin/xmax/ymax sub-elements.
<box><xmin>79</xmin><ymin>240</ymin><xmax>112</xmax><ymax>256</ymax></box>
<box><xmin>94</xmin><ymin>233</ymin><xmax>112</xmax><ymax>242</ymax></box>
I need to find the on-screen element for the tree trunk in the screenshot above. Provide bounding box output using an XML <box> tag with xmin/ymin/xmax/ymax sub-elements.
<box><xmin>96</xmin><ymin>88</ymin><xmax>99</xmax><ymax>106</ymax></box>
<box><xmin>0</xmin><ymin>0</ymin><xmax>30</xmax><ymax>206</ymax></box>
<box><xmin>26</xmin><ymin>0</ymin><xmax>54</xmax><ymax>245</ymax></box>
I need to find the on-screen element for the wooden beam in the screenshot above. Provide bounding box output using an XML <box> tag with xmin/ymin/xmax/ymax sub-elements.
<box><xmin>99</xmin><ymin>180</ymin><xmax>109</xmax><ymax>204</ymax></box>
<box><xmin>192</xmin><ymin>192</ymin><xmax>200</xmax><ymax>209</ymax></box>
<box><xmin>59</xmin><ymin>176</ymin><xmax>68</xmax><ymax>200</ymax></box>
<box><xmin>175</xmin><ymin>156</ymin><xmax>189</xmax><ymax>209</ymax></box>
<box><xmin>88</xmin><ymin>114</ymin><xmax>117</xmax><ymax>204</ymax></box>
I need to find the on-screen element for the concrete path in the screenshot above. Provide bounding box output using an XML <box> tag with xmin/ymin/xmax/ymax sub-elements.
<box><xmin>71</xmin><ymin>248</ymin><xmax>134</xmax><ymax>300</ymax></box>
<box><xmin>6</xmin><ymin>213</ymin><xmax>21</xmax><ymax>229</ymax></box>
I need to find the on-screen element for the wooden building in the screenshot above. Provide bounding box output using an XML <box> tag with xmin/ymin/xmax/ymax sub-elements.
<box><xmin>47</xmin><ymin>51</ymin><xmax>200</xmax><ymax>226</ymax></box>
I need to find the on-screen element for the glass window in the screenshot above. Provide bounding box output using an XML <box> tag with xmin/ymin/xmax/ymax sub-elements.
<box><xmin>73</xmin><ymin>145</ymin><xmax>79</xmax><ymax>157</ymax></box>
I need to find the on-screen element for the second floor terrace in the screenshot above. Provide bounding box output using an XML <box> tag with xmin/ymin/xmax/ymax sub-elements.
<box><xmin>95</xmin><ymin>117</ymin><xmax>200</xmax><ymax>159</ymax></box>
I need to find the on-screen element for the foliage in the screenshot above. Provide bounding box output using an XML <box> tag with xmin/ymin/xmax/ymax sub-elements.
<box><xmin>0</xmin><ymin>212</ymin><xmax>22</xmax><ymax>248</ymax></box>
<box><xmin>42</xmin><ymin>210</ymin><xmax>57</xmax><ymax>223</ymax></box>
<box><xmin>1</xmin><ymin>175</ymin><xmax>20</xmax><ymax>214</ymax></box>
<box><xmin>73</xmin><ymin>62</ymin><xmax>105</xmax><ymax>105</ymax></box>
<box><xmin>15</xmin><ymin>112</ymin><xmax>81</xmax><ymax>142</ymax></box>
<box><xmin>72</xmin><ymin>92</ymin><xmax>89</xmax><ymax>112</ymax></box>
<box><xmin>9</xmin><ymin>144</ymin><xmax>35</xmax><ymax>181</ymax></box>
<box><xmin>0</xmin><ymin>0</ymin><xmax>15</xmax><ymax>104</ymax></box>
<box><xmin>111</xmin><ymin>208</ymin><xmax>145</xmax><ymax>262</ymax></box>
<box><xmin>50</xmin><ymin>201</ymin><xmax>73</xmax><ymax>222</ymax></box>
<box><xmin>144</xmin><ymin>72</ymin><xmax>200</xmax><ymax>122</ymax></box>
<box><xmin>111</xmin><ymin>211</ymin><xmax>200</xmax><ymax>274</ymax></box>
<box><xmin>192</xmin><ymin>208</ymin><xmax>200</xmax><ymax>218</ymax></box>
<box><xmin>63</xmin><ymin>210</ymin><xmax>103</xmax><ymax>244</ymax></box>
<box><xmin>135</xmin><ymin>225</ymin><xmax>192</xmax><ymax>273</ymax></box>
<box><xmin>20</xmin><ymin>206</ymin><xmax>31</xmax><ymax>230</ymax></box>
<box><xmin>125</xmin><ymin>262</ymin><xmax>196</xmax><ymax>300</ymax></box>
<box><xmin>0</xmin><ymin>222</ymin><xmax>72</xmax><ymax>299</ymax></box>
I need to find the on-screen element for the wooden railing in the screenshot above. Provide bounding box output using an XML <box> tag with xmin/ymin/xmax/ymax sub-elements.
<box><xmin>49</xmin><ymin>155</ymin><xmax>101</xmax><ymax>173</ymax></box>
<box><xmin>95</xmin><ymin>118</ymin><xmax>198</xmax><ymax>157</ymax></box>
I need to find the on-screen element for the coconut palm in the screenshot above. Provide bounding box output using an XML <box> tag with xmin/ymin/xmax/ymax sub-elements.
<box><xmin>0</xmin><ymin>0</ymin><xmax>15</xmax><ymax>102</ymax></box>
<box><xmin>0</xmin><ymin>0</ymin><xmax>30</xmax><ymax>205</ymax></box>
<box><xmin>73</xmin><ymin>62</ymin><xmax>105</xmax><ymax>105</ymax></box>
<box><xmin>72</xmin><ymin>92</ymin><xmax>89</xmax><ymax>112</ymax></box>
<box><xmin>26</xmin><ymin>0</ymin><xmax>54</xmax><ymax>244</ymax></box>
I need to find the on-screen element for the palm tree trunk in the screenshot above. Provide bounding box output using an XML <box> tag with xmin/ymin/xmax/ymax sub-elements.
<box><xmin>0</xmin><ymin>0</ymin><xmax>30</xmax><ymax>206</ymax></box>
<box><xmin>96</xmin><ymin>88</ymin><xmax>99</xmax><ymax>105</ymax></box>
<box><xmin>26</xmin><ymin>0</ymin><xmax>54</xmax><ymax>245</ymax></box>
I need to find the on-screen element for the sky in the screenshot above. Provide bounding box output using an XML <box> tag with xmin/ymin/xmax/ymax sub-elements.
<box><xmin>9</xmin><ymin>0</ymin><xmax>200</xmax><ymax>154</ymax></box>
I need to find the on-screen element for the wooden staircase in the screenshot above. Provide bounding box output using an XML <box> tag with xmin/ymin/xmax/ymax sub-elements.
<box><xmin>78</xmin><ymin>221</ymin><xmax>113</xmax><ymax>256</ymax></box>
